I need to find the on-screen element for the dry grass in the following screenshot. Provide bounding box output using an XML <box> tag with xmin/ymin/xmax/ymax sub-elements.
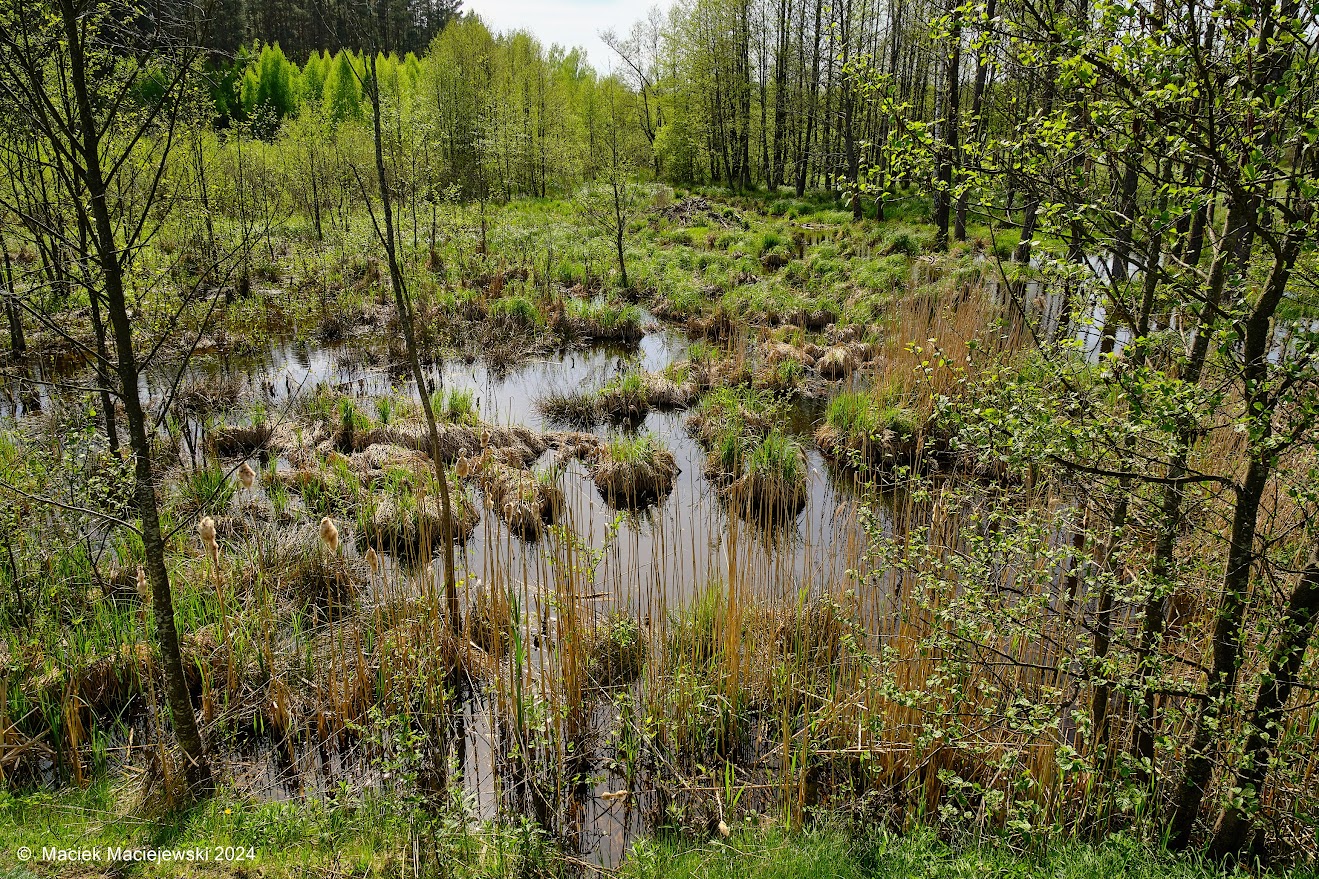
<box><xmin>260</xmin><ymin>523</ymin><xmax>363</xmax><ymax>613</ymax></box>
<box><xmin>476</xmin><ymin>456</ymin><xmax>564</xmax><ymax>538</ymax></box>
<box><xmin>590</xmin><ymin>433</ymin><xmax>679</xmax><ymax>508</ymax></box>
<box><xmin>538</xmin><ymin>370</ymin><xmax>699</xmax><ymax>426</ymax></box>
<box><xmin>353</xmin><ymin>421</ymin><xmax>548</xmax><ymax>468</ymax></box>
<box><xmin>207</xmin><ymin>423</ymin><xmax>273</xmax><ymax>457</ymax></box>
<box><xmin>364</xmin><ymin>488</ymin><xmax>479</xmax><ymax>555</ymax></box>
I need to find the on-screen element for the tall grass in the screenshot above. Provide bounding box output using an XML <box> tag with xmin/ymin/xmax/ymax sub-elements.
<box><xmin>1</xmin><ymin>191</ymin><xmax>1316</xmax><ymax>876</ymax></box>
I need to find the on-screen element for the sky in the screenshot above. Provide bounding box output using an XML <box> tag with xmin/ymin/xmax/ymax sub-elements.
<box><xmin>461</xmin><ymin>0</ymin><xmax>660</xmax><ymax>72</ymax></box>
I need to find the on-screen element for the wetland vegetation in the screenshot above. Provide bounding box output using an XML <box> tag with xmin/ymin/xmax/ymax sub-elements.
<box><xmin>0</xmin><ymin>0</ymin><xmax>1318</xmax><ymax>876</ymax></box>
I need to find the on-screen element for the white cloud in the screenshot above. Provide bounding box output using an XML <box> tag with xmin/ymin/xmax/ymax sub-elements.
<box><xmin>462</xmin><ymin>0</ymin><xmax>659</xmax><ymax>71</ymax></box>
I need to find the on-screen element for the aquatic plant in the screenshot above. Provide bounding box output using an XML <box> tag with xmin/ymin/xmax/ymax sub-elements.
<box><xmin>176</xmin><ymin>466</ymin><xmax>236</xmax><ymax>516</ymax></box>
<box><xmin>817</xmin><ymin>389</ymin><xmax>918</xmax><ymax>468</ymax></box>
<box><xmin>591</xmin><ymin>433</ymin><xmax>678</xmax><ymax>507</ymax></box>
<box><xmin>432</xmin><ymin>387</ymin><xmax>479</xmax><ymax>425</ymax></box>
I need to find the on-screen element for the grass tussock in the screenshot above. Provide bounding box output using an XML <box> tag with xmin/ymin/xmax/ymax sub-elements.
<box><xmin>686</xmin><ymin>387</ymin><xmax>807</xmax><ymax>518</ymax></box>
<box><xmin>361</xmin><ymin>484</ymin><xmax>479</xmax><ymax>556</ymax></box>
<box><xmin>475</xmin><ymin>456</ymin><xmax>564</xmax><ymax>538</ymax></box>
<box><xmin>556</xmin><ymin>298</ymin><xmax>644</xmax><ymax>343</ymax></box>
<box><xmin>260</xmin><ymin>523</ymin><xmax>363</xmax><ymax>613</ymax></box>
<box><xmin>467</xmin><ymin>583</ymin><xmax>517</xmax><ymax>654</ymax></box>
<box><xmin>353</xmin><ymin>421</ymin><xmax>547</xmax><ymax>468</ymax></box>
<box><xmin>816</xmin><ymin>388</ymin><xmax>919</xmax><ymax>469</ymax></box>
<box><xmin>538</xmin><ymin>368</ymin><xmax>698</xmax><ymax>426</ymax></box>
<box><xmin>207</xmin><ymin>422</ymin><xmax>273</xmax><ymax>457</ymax></box>
<box><xmin>587</xmin><ymin>612</ymin><xmax>645</xmax><ymax>687</ymax></box>
<box><xmin>729</xmin><ymin>429</ymin><xmax>809</xmax><ymax>517</ymax></box>
<box><xmin>659</xmin><ymin>584</ymin><xmax>860</xmax><ymax>750</ymax></box>
<box><xmin>590</xmin><ymin>432</ymin><xmax>679</xmax><ymax>508</ymax></box>
<box><xmin>432</xmin><ymin>387</ymin><xmax>480</xmax><ymax>426</ymax></box>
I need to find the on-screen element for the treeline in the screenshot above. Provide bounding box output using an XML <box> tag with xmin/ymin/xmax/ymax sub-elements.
<box><xmin>204</xmin><ymin>0</ymin><xmax>460</xmax><ymax>60</ymax></box>
<box><xmin>222</xmin><ymin>18</ymin><xmax>648</xmax><ymax>200</ymax></box>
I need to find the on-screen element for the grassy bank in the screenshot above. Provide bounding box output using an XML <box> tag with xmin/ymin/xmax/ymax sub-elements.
<box><xmin>624</xmin><ymin>826</ymin><xmax>1284</xmax><ymax>879</ymax></box>
<box><xmin>0</xmin><ymin>785</ymin><xmax>1290</xmax><ymax>879</ymax></box>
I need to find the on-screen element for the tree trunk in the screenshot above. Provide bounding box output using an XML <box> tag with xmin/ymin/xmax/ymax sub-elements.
<box><xmin>936</xmin><ymin>5</ymin><xmax>961</xmax><ymax>249</ymax></box>
<box><xmin>1169</xmin><ymin>230</ymin><xmax>1303</xmax><ymax>850</ymax></box>
<box><xmin>58</xmin><ymin>0</ymin><xmax>212</xmax><ymax>797</ymax></box>
<box><xmin>1209</xmin><ymin>554</ymin><xmax>1319</xmax><ymax>860</ymax></box>
<box><xmin>1130</xmin><ymin>200</ymin><xmax>1246</xmax><ymax>776</ymax></box>
<box><xmin>955</xmin><ymin>0</ymin><xmax>995</xmax><ymax>240</ymax></box>
<box><xmin>367</xmin><ymin>54</ymin><xmax>461</xmax><ymax>631</ymax></box>
<box><xmin>86</xmin><ymin>289</ymin><xmax>121</xmax><ymax>456</ymax></box>
<box><xmin>794</xmin><ymin>0</ymin><xmax>824</xmax><ymax>196</ymax></box>
<box><xmin>2</xmin><ymin>250</ymin><xmax>24</xmax><ymax>356</ymax></box>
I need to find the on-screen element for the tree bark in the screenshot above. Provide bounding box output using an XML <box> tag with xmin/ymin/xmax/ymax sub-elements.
<box><xmin>2</xmin><ymin>250</ymin><xmax>24</xmax><ymax>356</ymax></box>
<box><xmin>58</xmin><ymin>0</ymin><xmax>212</xmax><ymax>797</ymax></box>
<box><xmin>1208</xmin><ymin>553</ymin><xmax>1319</xmax><ymax>860</ymax></box>
<box><xmin>1169</xmin><ymin>231</ymin><xmax>1304</xmax><ymax>849</ymax></box>
<box><xmin>366</xmin><ymin>54</ymin><xmax>462</xmax><ymax>631</ymax></box>
<box><xmin>935</xmin><ymin>3</ymin><xmax>961</xmax><ymax>249</ymax></box>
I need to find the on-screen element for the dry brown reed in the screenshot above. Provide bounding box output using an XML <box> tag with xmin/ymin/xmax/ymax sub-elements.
<box><xmin>208</xmin><ymin>423</ymin><xmax>273</xmax><ymax>457</ymax></box>
<box><xmin>367</xmin><ymin>490</ymin><xmax>479</xmax><ymax>553</ymax></box>
<box><xmin>476</xmin><ymin>457</ymin><xmax>564</xmax><ymax>538</ymax></box>
<box><xmin>591</xmin><ymin>444</ymin><xmax>678</xmax><ymax>508</ymax></box>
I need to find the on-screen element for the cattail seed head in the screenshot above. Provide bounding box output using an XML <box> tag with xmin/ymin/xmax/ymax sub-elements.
<box><xmin>319</xmin><ymin>516</ymin><xmax>339</xmax><ymax>553</ymax></box>
<box><xmin>238</xmin><ymin>461</ymin><xmax>256</xmax><ymax>489</ymax></box>
<box><xmin>198</xmin><ymin>516</ymin><xmax>219</xmax><ymax>560</ymax></box>
<box><xmin>717</xmin><ymin>820</ymin><xmax>730</xmax><ymax>838</ymax></box>
<box><xmin>365</xmin><ymin>547</ymin><xmax>379</xmax><ymax>574</ymax></box>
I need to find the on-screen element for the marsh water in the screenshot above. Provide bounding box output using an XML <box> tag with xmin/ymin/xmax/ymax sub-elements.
<box><xmin>1</xmin><ymin>316</ymin><xmax>898</xmax><ymax>866</ymax></box>
<box><xmin>12</xmin><ymin>275</ymin><xmax>1291</xmax><ymax>865</ymax></box>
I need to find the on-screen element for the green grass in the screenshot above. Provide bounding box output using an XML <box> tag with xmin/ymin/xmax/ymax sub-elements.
<box><xmin>175</xmin><ymin>465</ymin><xmax>236</xmax><ymax>517</ymax></box>
<box><xmin>606</xmin><ymin>431</ymin><xmax>666</xmax><ymax>467</ymax></box>
<box><xmin>564</xmin><ymin>298</ymin><xmax>643</xmax><ymax>338</ymax></box>
<box><xmin>0</xmin><ymin>787</ymin><xmax>1263</xmax><ymax>879</ymax></box>
<box><xmin>747</xmin><ymin>429</ymin><xmax>806</xmax><ymax>486</ymax></box>
<box><xmin>433</xmin><ymin>387</ymin><xmax>479</xmax><ymax>425</ymax></box>
<box><xmin>826</xmin><ymin>390</ymin><xmax>916</xmax><ymax>440</ymax></box>
<box><xmin>0</xmin><ymin>782</ymin><xmax>553</xmax><ymax>878</ymax></box>
<box><xmin>623</xmin><ymin>825</ymin><xmax>1268</xmax><ymax>879</ymax></box>
<box><xmin>488</xmin><ymin>294</ymin><xmax>539</xmax><ymax>326</ymax></box>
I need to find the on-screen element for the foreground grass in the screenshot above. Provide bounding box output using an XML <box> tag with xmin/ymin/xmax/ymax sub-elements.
<box><xmin>623</xmin><ymin>825</ymin><xmax>1297</xmax><ymax>879</ymax></box>
<box><xmin>0</xmin><ymin>784</ymin><xmax>1302</xmax><ymax>879</ymax></box>
<box><xmin>0</xmin><ymin>782</ymin><xmax>548</xmax><ymax>878</ymax></box>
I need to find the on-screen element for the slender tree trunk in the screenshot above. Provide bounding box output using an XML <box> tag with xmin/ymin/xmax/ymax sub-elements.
<box><xmin>955</xmin><ymin>0</ymin><xmax>995</xmax><ymax>240</ymax></box>
<box><xmin>615</xmin><ymin>210</ymin><xmax>628</xmax><ymax>288</ymax></box>
<box><xmin>795</xmin><ymin>0</ymin><xmax>824</xmax><ymax>196</ymax></box>
<box><xmin>1130</xmin><ymin>201</ymin><xmax>1246</xmax><ymax>776</ymax></box>
<box><xmin>2</xmin><ymin>250</ymin><xmax>24</xmax><ymax>356</ymax></box>
<box><xmin>935</xmin><ymin>4</ymin><xmax>960</xmax><ymax>249</ymax></box>
<box><xmin>1169</xmin><ymin>233</ymin><xmax>1303</xmax><ymax>849</ymax></box>
<box><xmin>86</xmin><ymin>289</ymin><xmax>121</xmax><ymax>456</ymax></box>
<box><xmin>769</xmin><ymin>0</ymin><xmax>790</xmax><ymax>189</ymax></box>
<box><xmin>58</xmin><ymin>0</ymin><xmax>212</xmax><ymax>797</ymax></box>
<box><xmin>1209</xmin><ymin>553</ymin><xmax>1319</xmax><ymax>859</ymax></box>
<box><xmin>366</xmin><ymin>55</ymin><xmax>461</xmax><ymax>631</ymax></box>
<box><xmin>1089</xmin><ymin>491</ymin><xmax>1127</xmax><ymax>749</ymax></box>
<box><xmin>1110</xmin><ymin>125</ymin><xmax>1142</xmax><ymax>282</ymax></box>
